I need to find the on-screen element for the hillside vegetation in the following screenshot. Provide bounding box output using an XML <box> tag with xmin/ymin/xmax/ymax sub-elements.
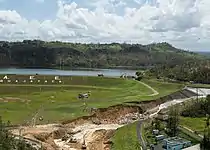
<box><xmin>0</xmin><ymin>40</ymin><xmax>205</xmax><ymax>69</ymax></box>
<box><xmin>148</xmin><ymin>58</ymin><xmax>210</xmax><ymax>84</ymax></box>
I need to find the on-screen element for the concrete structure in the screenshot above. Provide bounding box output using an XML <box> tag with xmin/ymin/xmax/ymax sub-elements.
<box><xmin>186</xmin><ymin>87</ymin><xmax>210</xmax><ymax>96</ymax></box>
<box><xmin>155</xmin><ymin>135</ymin><xmax>165</xmax><ymax>141</ymax></box>
<box><xmin>182</xmin><ymin>144</ymin><xmax>200</xmax><ymax>150</ymax></box>
<box><xmin>157</xmin><ymin>114</ymin><xmax>169</xmax><ymax>121</ymax></box>
<box><xmin>153</xmin><ymin>129</ymin><xmax>159</xmax><ymax>135</ymax></box>
<box><xmin>163</xmin><ymin>137</ymin><xmax>191</xmax><ymax>150</ymax></box>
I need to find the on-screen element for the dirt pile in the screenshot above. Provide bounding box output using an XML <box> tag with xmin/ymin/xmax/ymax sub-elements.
<box><xmin>92</xmin><ymin>105</ymin><xmax>141</xmax><ymax>124</ymax></box>
<box><xmin>117</xmin><ymin>112</ymin><xmax>140</xmax><ymax>124</ymax></box>
<box><xmin>10</xmin><ymin>101</ymin><xmax>172</xmax><ymax>149</ymax></box>
<box><xmin>87</xmin><ymin>129</ymin><xmax>115</xmax><ymax>150</ymax></box>
<box><xmin>127</xmin><ymin>88</ymin><xmax>198</xmax><ymax>112</ymax></box>
<box><xmin>10</xmin><ymin>104</ymin><xmax>141</xmax><ymax>150</ymax></box>
<box><xmin>11</xmin><ymin>124</ymin><xmax>66</xmax><ymax>150</ymax></box>
<box><xmin>54</xmin><ymin>123</ymin><xmax>122</xmax><ymax>150</ymax></box>
<box><xmin>63</xmin><ymin>105</ymin><xmax>142</xmax><ymax>127</ymax></box>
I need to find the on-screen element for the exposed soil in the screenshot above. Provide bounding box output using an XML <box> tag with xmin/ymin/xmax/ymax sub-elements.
<box><xmin>127</xmin><ymin>89</ymin><xmax>198</xmax><ymax>112</ymax></box>
<box><xmin>62</xmin><ymin>105</ymin><xmax>142</xmax><ymax>126</ymax></box>
<box><xmin>11</xmin><ymin>105</ymin><xmax>141</xmax><ymax>150</ymax></box>
<box><xmin>10</xmin><ymin>88</ymin><xmax>199</xmax><ymax>150</ymax></box>
<box><xmin>87</xmin><ymin>129</ymin><xmax>115</xmax><ymax>150</ymax></box>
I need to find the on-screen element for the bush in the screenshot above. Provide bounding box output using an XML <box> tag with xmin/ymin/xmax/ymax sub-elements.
<box><xmin>0</xmin><ymin>116</ymin><xmax>37</xmax><ymax>150</ymax></box>
<box><xmin>135</xmin><ymin>76</ymin><xmax>143</xmax><ymax>81</ymax></box>
<box><xmin>181</xmin><ymin>97</ymin><xmax>210</xmax><ymax>118</ymax></box>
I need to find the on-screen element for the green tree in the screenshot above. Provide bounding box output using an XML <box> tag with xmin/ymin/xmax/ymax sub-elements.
<box><xmin>136</xmin><ymin>71</ymin><xmax>143</xmax><ymax>77</ymax></box>
<box><xmin>201</xmin><ymin>114</ymin><xmax>210</xmax><ymax>149</ymax></box>
<box><xmin>166</xmin><ymin>107</ymin><xmax>180</xmax><ymax>137</ymax></box>
<box><xmin>154</xmin><ymin>119</ymin><xmax>161</xmax><ymax>130</ymax></box>
<box><xmin>205</xmin><ymin>95</ymin><xmax>210</xmax><ymax>114</ymax></box>
<box><xmin>206</xmin><ymin>115</ymin><xmax>210</xmax><ymax>127</ymax></box>
<box><xmin>201</xmin><ymin>125</ymin><xmax>210</xmax><ymax>150</ymax></box>
<box><xmin>0</xmin><ymin>116</ymin><xmax>36</xmax><ymax>150</ymax></box>
<box><xmin>0</xmin><ymin>116</ymin><xmax>15</xmax><ymax>150</ymax></box>
<box><xmin>135</xmin><ymin>71</ymin><xmax>144</xmax><ymax>81</ymax></box>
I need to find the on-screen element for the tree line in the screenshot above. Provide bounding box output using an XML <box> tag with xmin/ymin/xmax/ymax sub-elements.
<box><xmin>147</xmin><ymin>59</ymin><xmax>210</xmax><ymax>84</ymax></box>
<box><xmin>0</xmin><ymin>117</ymin><xmax>38</xmax><ymax>150</ymax></box>
<box><xmin>181</xmin><ymin>95</ymin><xmax>210</xmax><ymax>118</ymax></box>
<box><xmin>164</xmin><ymin>103</ymin><xmax>210</xmax><ymax>150</ymax></box>
<box><xmin>180</xmin><ymin>95</ymin><xmax>210</xmax><ymax>149</ymax></box>
<box><xmin>0</xmin><ymin>40</ymin><xmax>204</xmax><ymax>69</ymax></box>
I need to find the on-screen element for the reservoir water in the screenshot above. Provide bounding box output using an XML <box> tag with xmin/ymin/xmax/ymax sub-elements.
<box><xmin>0</xmin><ymin>68</ymin><xmax>136</xmax><ymax>77</ymax></box>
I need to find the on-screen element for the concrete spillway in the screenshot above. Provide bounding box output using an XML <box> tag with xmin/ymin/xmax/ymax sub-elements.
<box><xmin>185</xmin><ymin>87</ymin><xmax>210</xmax><ymax>96</ymax></box>
<box><xmin>146</xmin><ymin>87</ymin><xmax>210</xmax><ymax>119</ymax></box>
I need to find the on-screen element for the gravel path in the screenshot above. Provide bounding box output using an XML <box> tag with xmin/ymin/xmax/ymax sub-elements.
<box><xmin>139</xmin><ymin>81</ymin><xmax>159</xmax><ymax>96</ymax></box>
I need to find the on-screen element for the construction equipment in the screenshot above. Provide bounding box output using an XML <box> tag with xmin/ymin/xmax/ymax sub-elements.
<box><xmin>78</xmin><ymin>91</ymin><xmax>91</xmax><ymax>112</ymax></box>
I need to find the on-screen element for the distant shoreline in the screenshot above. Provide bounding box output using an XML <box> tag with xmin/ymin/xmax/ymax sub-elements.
<box><xmin>0</xmin><ymin>66</ymin><xmax>148</xmax><ymax>71</ymax></box>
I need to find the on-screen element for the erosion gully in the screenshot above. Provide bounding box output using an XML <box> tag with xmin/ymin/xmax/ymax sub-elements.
<box><xmin>10</xmin><ymin>87</ymin><xmax>207</xmax><ymax>150</ymax></box>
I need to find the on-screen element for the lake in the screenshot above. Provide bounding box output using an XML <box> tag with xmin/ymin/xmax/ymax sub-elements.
<box><xmin>0</xmin><ymin>68</ymin><xmax>137</xmax><ymax>77</ymax></box>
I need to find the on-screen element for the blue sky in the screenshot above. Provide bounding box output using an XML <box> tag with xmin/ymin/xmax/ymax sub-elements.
<box><xmin>0</xmin><ymin>0</ymin><xmax>58</xmax><ymax>20</ymax></box>
<box><xmin>0</xmin><ymin>0</ymin><xmax>209</xmax><ymax>51</ymax></box>
<box><xmin>0</xmin><ymin>0</ymin><xmax>155</xmax><ymax>20</ymax></box>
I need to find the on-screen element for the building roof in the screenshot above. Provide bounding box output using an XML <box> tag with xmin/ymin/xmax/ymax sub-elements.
<box><xmin>164</xmin><ymin>137</ymin><xmax>191</xmax><ymax>146</ymax></box>
<box><xmin>156</xmin><ymin>135</ymin><xmax>164</xmax><ymax>138</ymax></box>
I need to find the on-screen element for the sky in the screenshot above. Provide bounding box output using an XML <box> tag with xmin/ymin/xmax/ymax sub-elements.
<box><xmin>0</xmin><ymin>0</ymin><xmax>210</xmax><ymax>51</ymax></box>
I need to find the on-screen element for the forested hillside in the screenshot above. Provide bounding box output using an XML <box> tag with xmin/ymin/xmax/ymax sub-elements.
<box><xmin>147</xmin><ymin>58</ymin><xmax>210</xmax><ymax>84</ymax></box>
<box><xmin>0</xmin><ymin>40</ymin><xmax>206</xmax><ymax>69</ymax></box>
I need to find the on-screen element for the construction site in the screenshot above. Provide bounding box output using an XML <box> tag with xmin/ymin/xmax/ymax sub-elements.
<box><xmin>8</xmin><ymin>86</ymin><xmax>209</xmax><ymax>150</ymax></box>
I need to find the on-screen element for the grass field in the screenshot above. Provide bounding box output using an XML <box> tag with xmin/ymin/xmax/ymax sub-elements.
<box><xmin>112</xmin><ymin>117</ymin><xmax>201</xmax><ymax>150</ymax></box>
<box><xmin>111</xmin><ymin>122</ymin><xmax>141</xmax><ymax>150</ymax></box>
<box><xmin>140</xmin><ymin>79</ymin><xmax>184</xmax><ymax>100</ymax></box>
<box><xmin>180</xmin><ymin>117</ymin><xmax>206</xmax><ymax>134</ymax></box>
<box><xmin>0</xmin><ymin>75</ymin><xmax>183</xmax><ymax>125</ymax></box>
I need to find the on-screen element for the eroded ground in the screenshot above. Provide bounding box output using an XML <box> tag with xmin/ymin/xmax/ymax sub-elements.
<box><xmin>11</xmin><ymin>105</ymin><xmax>141</xmax><ymax>150</ymax></box>
<box><xmin>10</xmin><ymin>87</ymin><xmax>203</xmax><ymax>150</ymax></box>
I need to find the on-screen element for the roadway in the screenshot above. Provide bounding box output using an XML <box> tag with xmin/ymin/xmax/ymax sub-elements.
<box><xmin>136</xmin><ymin>119</ymin><xmax>147</xmax><ymax>150</ymax></box>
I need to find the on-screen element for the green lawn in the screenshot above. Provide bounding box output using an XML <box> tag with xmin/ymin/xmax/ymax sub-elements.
<box><xmin>138</xmin><ymin>79</ymin><xmax>184</xmax><ymax>101</ymax></box>
<box><xmin>0</xmin><ymin>75</ymin><xmax>186</xmax><ymax>150</ymax></box>
<box><xmin>180</xmin><ymin>117</ymin><xmax>206</xmax><ymax>134</ymax></box>
<box><xmin>178</xmin><ymin>126</ymin><xmax>202</xmax><ymax>144</ymax></box>
<box><xmin>111</xmin><ymin>122</ymin><xmax>141</xmax><ymax>150</ymax></box>
<box><xmin>112</xmin><ymin>118</ymin><xmax>201</xmax><ymax>150</ymax></box>
<box><xmin>0</xmin><ymin>75</ymin><xmax>183</xmax><ymax>125</ymax></box>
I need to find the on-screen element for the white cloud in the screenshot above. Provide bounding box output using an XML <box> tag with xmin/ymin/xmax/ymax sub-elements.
<box><xmin>0</xmin><ymin>0</ymin><xmax>210</xmax><ymax>50</ymax></box>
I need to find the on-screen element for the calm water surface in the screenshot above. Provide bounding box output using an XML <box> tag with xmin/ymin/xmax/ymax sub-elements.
<box><xmin>0</xmin><ymin>68</ymin><xmax>136</xmax><ymax>77</ymax></box>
